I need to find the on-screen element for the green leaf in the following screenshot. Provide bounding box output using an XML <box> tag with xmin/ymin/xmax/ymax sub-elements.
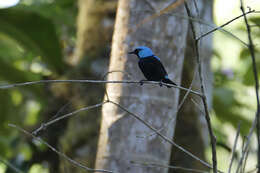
<box><xmin>239</xmin><ymin>49</ymin><xmax>250</xmax><ymax>60</ymax></box>
<box><xmin>0</xmin><ymin>58</ymin><xmax>39</xmax><ymax>83</ymax></box>
<box><xmin>243</xmin><ymin>64</ymin><xmax>260</xmax><ymax>86</ymax></box>
<box><xmin>0</xmin><ymin>57</ymin><xmax>43</xmax><ymax>96</ymax></box>
<box><xmin>249</xmin><ymin>17</ymin><xmax>260</xmax><ymax>26</ymax></box>
<box><xmin>0</xmin><ymin>8</ymin><xmax>66</xmax><ymax>74</ymax></box>
<box><xmin>213</xmin><ymin>87</ymin><xmax>251</xmax><ymax>135</ymax></box>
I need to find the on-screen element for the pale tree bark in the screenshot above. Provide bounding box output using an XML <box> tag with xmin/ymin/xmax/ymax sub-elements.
<box><xmin>58</xmin><ymin>0</ymin><xmax>116</xmax><ymax>172</ymax></box>
<box><xmin>170</xmin><ymin>0</ymin><xmax>213</xmax><ymax>172</ymax></box>
<box><xmin>95</xmin><ymin>0</ymin><xmax>189</xmax><ymax>172</ymax></box>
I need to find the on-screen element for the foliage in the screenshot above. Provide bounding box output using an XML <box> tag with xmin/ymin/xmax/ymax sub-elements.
<box><xmin>0</xmin><ymin>0</ymin><xmax>76</xmax><ymax>172</ymax></box>
<box><xmin>212</xmin><ymin>13</ymin><xmax>260</xmax><ymax>152</ymax></box>
<box><xmin>0</xmin><ymin>0</ymin><xmax>259</xmax><ymax>172</ymax></box>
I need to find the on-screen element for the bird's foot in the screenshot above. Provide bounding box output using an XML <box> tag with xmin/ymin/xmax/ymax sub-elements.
<box><xmin>159</xmin><ymin>80</ymin><xmax>163</xmax><ymax>87</ymax></box>
<box><xmin>139</xmin><ymin>80</ymin><xmax>147</xmax><ymax>86</ymax></box>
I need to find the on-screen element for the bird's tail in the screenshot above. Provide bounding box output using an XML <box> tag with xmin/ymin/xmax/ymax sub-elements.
<box><xmin>162</xmin><ymin>78</ymin><xmax>176</xmax><ymax>88</ymax></box>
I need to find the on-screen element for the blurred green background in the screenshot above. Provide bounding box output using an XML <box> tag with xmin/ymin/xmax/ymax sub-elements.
<box><xmin>0</xmin><ymin>0</ymin><xmax>259</xmax><ymax>172</ymax></box>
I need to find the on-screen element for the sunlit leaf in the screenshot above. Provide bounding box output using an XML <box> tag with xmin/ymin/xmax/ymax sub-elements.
<box><xmin>0</xmin><ymin>8</ymin><xmax>66</xmax><ymax>74</ymax></box>
<box><xmin>243</xmin><ymin>64</ymin><xmax>260</xmax><ymax>86</ymax></box>
<box><xmin>249</xmin><ymin>17</ymin><xmax>260</xmax><ymax>26</ymax></box>
<box><xmin>213</xmin><ymin>87</ymin><xmax>251</xmax><ymax>135</ymax></box>
<box><xmin>0</xmin><ymin>57</ymin><xmax>44</xmax><ymax>97</ymax></box>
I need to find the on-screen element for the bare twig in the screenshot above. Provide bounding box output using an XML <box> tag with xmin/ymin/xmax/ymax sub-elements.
<box><xmin>102</xmin><ymin>70</ymin><xmax>134</xmax><ymax>80</ymax></box>
<box><xmin>133</xmin><ymin>8</ymin><xmax>258</xmax><ymax>46</ymax></box>
<box><xmin>238</xmin><ymin>136</ymin><xmax>250</xmax><ymax>173</ymax></box>
<box><xmin>235</xmin><ymin>118</ymin><xmax>257</xmax><ymax>173</ymax></box>
<box><xmin>0</xmin><ymin>155</ymin><xmax>24</xmax><ymax>173</ymax></box>
<box><xmin>108</xmin><ymin>100</ymin><xmax>218</xmax><ymax>171</ymax></box>
<box><xmin>143</xmin><ymin>0</ymin><xmax>156</xmax><ymax>11</ymax></box>
<box><xmin>137</xmin><ymin>68</ymin><xmax>198</xmax><ymax>139</ymax></box>
<box><xmin>162</xmin><ymin>12</ymin><xmax>248</xmax><ymax>46</ymax></box>
<box><xmin>8</xmin><ymin>124</ymin><xmax>113</xmax><ymax>173</ymax></box>
<box><xmin>48</xmin><ymin>101</ymin><xmax>72</xmax><ymax>122</ymax></box>
<box><xmin>32</xmin><ymin>101</ymin><xmax>107</xmax><ymax>135</ymax></box>
<box><xmin>131</xmin><ymin>0</ymin><xmax>185</xmax><ymax>33</ymax></box>
<box><xmin>101</xmin><ymin>71</ymin><xmax>134</xmax><ymax>101</ymax></box>
<box><xmin>184</xmin><ymin>2</ymin><xmax>217</xmax><ymax>173</ymax></box>
<box><xmin>177</xmin><ymin>68</ymin><xmax>198</xmax><ymax>110</ymax></box>
<box><xmin>0</xmin><ymin>79</ymin><xmax>203</xmax><ymax>97</ymax></box>
<box><xmin>234</xmin><ymin>10</ymin><xmax>260</xmax><ymax>164</ymax></box>
<box><xmin>130</xmin><ymin>160</ymin><xmax>209</xmax><ymax>173</ymax></box>
<box><xmin>191</xmin><ymin>98</ymin><xmax>204</xmax><ymax>114</ymax></box>
<box><xmin>228</xmin><ymin>123</ymin><xmax>241</xmax><ymax>173</ymax></box>
<box><xmin>242</xmin><ymin>146</ymin><xmax>250</xmax><ymax>173</ymax></box>
<box><xmin>246</xmin><ymin>167</ymin><xmax>258</xmax><ymax>173</ymax></box>
<box><xmin>240</xmin><ymin>1</ymin><xmax>260</xmax><ymax>171</ymax></box>
<box><xmin>196</xmin><ymin>10</ymin><xmax>255</xmax><ymax>42</ymax></box>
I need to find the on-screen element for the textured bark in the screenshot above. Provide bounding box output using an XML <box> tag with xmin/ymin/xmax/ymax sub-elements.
<box><xmin>95</xmin><ymin>0</ymin><xmax>189</xmax><ymax>172</ymax></box>
<box><xmin>58</xmin><ymin>1</ymin><xmax>116</xmax><ymax>172</ymax></box>
<box><xmin>71</xmin><ymin>0</ymin><xmax>117</xmax><ymax>65</ymax></box>
<box><xmin>170</xmin><ymin>0</ymin><xmax>213</xmax><ymax>172</ymax></box>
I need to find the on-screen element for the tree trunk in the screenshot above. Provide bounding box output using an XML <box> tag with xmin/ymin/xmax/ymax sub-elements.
<box><xmin>58</xmin><ymin>0</ymin><xmax>116</xmax><ymax>172</ymax></box>
<box><xmin>170</xmin><ymin>0</ymin><xmax>213</xmax><ymax>172</ymax></box>
<box><xmin>95</xmin><ymin>0</ymin><xmax>189</xmax><ymax>172</ymax></box>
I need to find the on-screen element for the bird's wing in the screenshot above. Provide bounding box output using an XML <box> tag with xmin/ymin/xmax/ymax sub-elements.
<box><xmin>138</xmin><ymin>56</ymin><xmax>169</xmax><ymax>81</ymax></box>
<box><xmin>151</xmin><ymin>56</ymin><xmax>168</xmax><ymax>76</ymax></box>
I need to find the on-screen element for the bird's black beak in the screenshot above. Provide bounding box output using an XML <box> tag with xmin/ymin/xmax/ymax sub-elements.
<box><xmin>128</xmin><ymin>51</ymin><xmax>135</xmax><ymax>54</ymax></box>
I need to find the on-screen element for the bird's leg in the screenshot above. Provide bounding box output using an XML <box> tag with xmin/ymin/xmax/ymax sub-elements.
<box><xmin>159</xmin><ymin>80</ymin><xmax>163</xmax><ymax>87</ymax></box>
<box><xmin>139</xmin><ymin>79</ymin><xmax>147</xmax><ymax>86</ymax></box>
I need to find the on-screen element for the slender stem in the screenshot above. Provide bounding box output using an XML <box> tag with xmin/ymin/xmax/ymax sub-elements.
<box><xmin>228</xmin><ymin>123</ymin><xmax>241</xmax><ymax>173</ymax></box>
<box><xmin>196</xmin><ymin>10</ymin><xmax>255</xmax><ymax>41</ymax></box>
<box><xmin>240</xmin><ymin>0</ymin><xmax>260</xmax><ymax>170</ymax></box>
<box><xmin>109</xmin><ymin>100</ymin><xmax>215</xmax><ymax>170</ymax></box>
<box><xmin>184</xmin><ymin>2</ymin><xmax>217</xmax><ymax>173</ymax></box>
<box><xmin>8</xmin><ymin>124</ymin><xmax>114</xmax><ymax>173</ymax></box>
<box><xmin>131</xmin><ymin>160</ymin><xmax>209</xmax><ymax>173</ymax></box>
<box><xmin>0</xmin><ymin>79</ymin><xmax>203</xmax><ymax>97</ymax></box>
<box><xmin>32</xmin><ymin>101</ymin><xmax>108</xmax><ymax>136</ymax></box>
<box><xmin>0</xmin><ymin>155</ymin><xmax>24</xmax><ymax>173</ymax></box>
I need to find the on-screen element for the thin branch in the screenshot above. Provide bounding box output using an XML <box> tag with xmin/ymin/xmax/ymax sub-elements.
<box><xmin>101</xmin><ymin>70</ymin><xmax>134</xmax><ymax>101</ymax></box>
<box><xmin>0</xmin><ymin>79</ymin><xmax>203</xmax><ymax>97</ymax></box>
<box><xmin>48</xmin><ymin>101</ymin><xmax>72</xmax><ymax>122</ymax></box>
<box><xmin>242</xmin><ymin>147</ymin><xmax>250</xmax><ymax>173</ymax></box>
<box><xmin>235</xmin><ymin>117</ymin><xmax>258</xmax><ymax>173</ymax></box>
<box><xmin>228</xmin><ymin>122</ymin><xmax>241</xmax><ymax>173</ymax></box>
<box><xmin>143</xmin><ymin>0</ymin><xmax>156</xmax><ymax>11</ymax></box>
<box><xmin>108</xmin><ymin>100</ymin><xmax>221</xmax><ymax>171</ymax></box>
<box><xmin>32</xmin><ymin>101</ymin><xmax>107</xmax><ymax>136</ymax></box>
<box><xmin>0</xmin><ymin>155</ymin><xmax>24</xmax><ymax>173</ymax></box>
<box><xmin>238</xmin><ymin>136</ymin><xmax>249</xmax><ymax>173</ymax></box>
<box><xmin>132</xmin><ymin>9</ymin><xmax>260</xmax><ymax>46</ymax></box>
<box><xmin>102</xmin><ymin>70</ymin><xmax>134</xmax><ymax>80</ymax></box>
<box><xmin>164</xmin><ymin>11</ymin><xmax>248</xmax><ymax>46</ymax></box>
<box><xmin>130</xmin><ymin>160</ymin><xmax>209</xmax><ymax>173</ymax></box>
<box><xmin>137</xmin><ymin>68</ymin><xmax>198</xmax><ymax>139</ymax></box>
<box><xmin>246</xmin><ymin>167</ymin><xmax>258</xmax><ymax>173</ymax></box>
<box><xmin>177</xmin><ymin>68</ymin><xmax>198</xmax><ymax>110</ymax></box>
<box><xmin>130</xmin><ymin>0</ymin><xmax>185</xmax><ymax>33</ymax></box>
<box><xmin>240</xmin><ymin>1</ymin><xmax>260</xmax><ymax>171</ymax></box>
<box><xmin>184</xmin><ymin>2</ymin><xmax>218</xmax><ymax>173</ymax></box>
<box><xmin>191</xmin><ymin>98</ymin><xmax>204</xmax><ymax>114</ymax></box>
<box><xmin>8</xmin><ymin>124</ymin><xmax>114</xmax><ymax>173</ymax></box>
<box><xmin>196</xmin><ymin>9</ymin><xmax>255</xmax><ymax>42</ymax></box>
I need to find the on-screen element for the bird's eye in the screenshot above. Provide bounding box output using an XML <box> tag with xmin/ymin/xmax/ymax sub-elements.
<box><xmin>136</xmin><ymin>49</ymin><xmax>142</xmax><ymax>53</ymax></box>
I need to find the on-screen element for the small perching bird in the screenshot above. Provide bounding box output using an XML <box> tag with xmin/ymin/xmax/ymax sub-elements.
<box><xmin>128</xmin><ymin>46</ymin><xmax>176</xmax><ymax>88</ymax></box>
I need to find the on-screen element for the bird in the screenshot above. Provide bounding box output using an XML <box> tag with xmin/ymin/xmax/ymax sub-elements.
<box><xmin>128</xmin><ymin>46</ymin><xmax>176</xmax><ymax>88</ymax></box>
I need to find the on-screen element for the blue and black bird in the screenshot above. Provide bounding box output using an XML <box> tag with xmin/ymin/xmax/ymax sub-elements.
<box><xmin>128</xmin><ymin>46</ymin><xmax>176</xmax><ymax>88</ymax></box>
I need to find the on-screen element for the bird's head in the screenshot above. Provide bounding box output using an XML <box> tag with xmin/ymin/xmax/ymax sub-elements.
<box><xmin>128</xmin><ymin>46</ymin><xmax>154</xmax><ymax>58</ymax></box>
